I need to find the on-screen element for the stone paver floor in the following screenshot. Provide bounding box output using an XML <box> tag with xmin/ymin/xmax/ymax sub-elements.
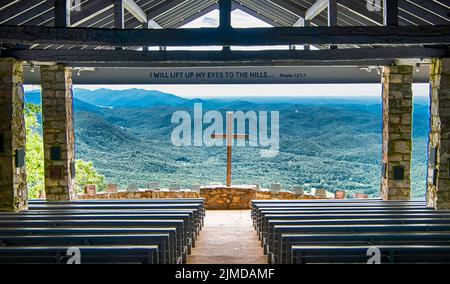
<box><xmin>188</xmin><ymin>210</ymin><xmax>267</xmax><ymax>264</ymax></box>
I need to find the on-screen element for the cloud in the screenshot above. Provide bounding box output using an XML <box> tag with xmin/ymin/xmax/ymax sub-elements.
<box><xmin>182</xmin><ymin>8</ymin><xmax>272</xmax><ymax>29</ymax></box>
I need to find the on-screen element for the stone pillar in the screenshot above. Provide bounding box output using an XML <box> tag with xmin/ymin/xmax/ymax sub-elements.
<box><xmin>0</xmin><ymin>58</ymin><xmax>28</xmax><ymax>212</ymax></box>
<box><xmin>41</xmin><ymin>64</ymin><xmax>77</xmax><ymax>201</ymax></box>
<box><xmin>427</xmin><ymin>58</ymin><xmax>450</xmax><ymax>209</ymax></box>
<box><xmin>381</xmin><ymin>65</ymin><xmax>413</xmax><ymax>200</ymax></box>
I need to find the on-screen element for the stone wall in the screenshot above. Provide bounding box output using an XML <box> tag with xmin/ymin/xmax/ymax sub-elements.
<box><xmin>427</xmin><ymin>58</ymin><xmax>450</xmax><ymax>209</ymax></box>
<box><xmin>79</xmin><ymin>190</ymin><xmax>200</xmax><ymax>200</ymax></box>
<box><xmin>200</xmin><ymin>186</ymin><xmax>256</xmax><ymax>210</ymax></box>
<box><xmin>79</xmin><ymin>187</ymin><xmax>322</xmax><ymax>210</ymax></box>
<box><xmin>41</xmin><ymin>64</ymin><xmax>77</xmax><ymax>201</ymax></box>
<box><xmin>201</xmin><ymin>187</ymin><xmax>319</xmax><ymax>210</ymax></box>
<box><xmin>381</xmin><ymin>65</ymin><xmax>413</xmax><ymax>200</ymax></box>
<box><xmin>0</xmin><ymin>58</ymin><xmax>28</xmax><ymax>212</ymax></box>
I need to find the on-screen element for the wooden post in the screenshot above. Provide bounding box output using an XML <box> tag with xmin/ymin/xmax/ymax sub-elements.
<box><xmin>304</xmin><ymin>20</ymin><xmax>310</xmax><ymax>51</ymax></box>
<box><xmin>328</xmin><ymin>0</ymin><xmax>337</xmax><ymax>26</ymax></box>
<box><xmin>219</xmin><ymin>0</ymin><xmax>232</xmax><ymax>30</ymax></box>
<box><xmin>226</xmin><ymin>145</ymin><xmax>232</xmax><ymax>187</ymax></box>
<box><xmin>226</xmin><ymin>111</ymin><xmax>233</xmax><ymax>187</ymax></box>
<box><xmin>114</xmin><ymin>0</ymin><xmax>124</xmax><ymax>50</ymax></box>
<box><xmin>328</xmin><ymin>0</ymin><xmax>338</xmax><ymax>49</ymax></box>
<box><xmin>54</xmin><ymin>0</ymin><xmax>70</xmax><ymax>27</ymax></box>
<box><xmin>142</xmin><ymin>22</ymin><xmax>149</xmax><ymax>51</ymax></box>
<box><xmin>384</xmin><ymin>0</ymin><xmax>398</xmax><ymax>26</ymax></box>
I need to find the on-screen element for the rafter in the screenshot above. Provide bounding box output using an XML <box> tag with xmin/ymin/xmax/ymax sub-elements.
<box><xmin>5</xmin><ymin>47</ymin><xmax>448</xmax><ymax>66</ymax></box>
<box><xmin>407</xmin><ymin>0</ymin><xmax>450</xmax><ymax>22</ymax></box>
<box><xmin>0</xmin><ymin>0</ymin><xmax>20</xmax><ymax>12</ymax></box>
<box><xmin>123</xmin><ymin>0</ymin><xmax>147</xmax><ymax>23</ymax></box>
<box><xmin>71</xmin><ymin>0</ymin><xmax>113</xmax><ymax>27</ymax></box>
<box><xmin>267</xmin><ymin>0</ymin><xmax>306</xmax><ymax>18</ymax></box>
<box><xmin>328</xmin><ymin>0</ymin><xmax>337</xmax><ymax>26</ymax></box>
<box><xmin>1</xmin><ymin>25</ymin><xmax>450</xmax><ymax>46</ymax></box>
<box><xmin>305</xmin><ymin>0</ymin><xmax>328</xmax><ymax>21</ymax></box>
<box><xmin>0</xmin><ymin>0</ymin><xmax>47</xmax><ymax>25</ymax></box>
<box><xmin>54</xmin><ymin>0</ymin><xmax>70</xmax><ymax>27</ymax></box>
<box><xmin>5</xmin><ymin>0</ymin><xmax>54</xmax><ymax>26</ymax></box>
<box><xmin>219</xmin><ymin>0</ymin><xmax>231</xmax><ymax>29</ymax></box>
<box><xmin>231</xmin><ymin>1</ymin><xmax>284</xmax><ymax>27</ymax></box>
<box><xmin>147</xmin><ymin>19</ymin><xmax>162</xmax><ymax>29</ymax></box>
<box><xmin>172</xmin><ymin>2</ymin><xmax>218</xmax><ymax>28</ymax></box>
<box><xmin>147</xmin><ymin>0</ymin><xmax>186</xmax><ymax>20</ymax></box>
<box><xmin>338</xmin><ymin>0</ymin><xmax>383</xmax><ymax>26</ymax></box>
<box><xmin>384</xmin><ymin>0</ymin><xmax>398</xmax><ymax>26</ymax></box>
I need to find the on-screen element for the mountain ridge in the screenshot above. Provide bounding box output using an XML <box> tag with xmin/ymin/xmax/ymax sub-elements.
<box><xmin>24</xmin><ymin>88</ymin><xmax>430</xmax><ymax>198</ymax></box>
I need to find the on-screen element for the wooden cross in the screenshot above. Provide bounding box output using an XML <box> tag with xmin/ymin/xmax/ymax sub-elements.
<box><xmin>211</xmin><ymin>112</ymin><xmax>249</xmax><ymax>187</ymax></box>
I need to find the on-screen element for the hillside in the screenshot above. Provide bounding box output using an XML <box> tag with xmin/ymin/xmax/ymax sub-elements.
<box><xmin>26</xmin><ymin>88</ymin><xmax>430</xmax><ymax>198</ymax></box>
<box><xmin>73</xmin><ymin>88</ymin><xmax>188</xmax><ymax>108</ymax></box>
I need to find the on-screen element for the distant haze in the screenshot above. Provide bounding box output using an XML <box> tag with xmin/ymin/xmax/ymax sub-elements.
<box><xmin>24</xmin><ymin>87</ymin><xmax>430</xmax><ymax>198</ymax></box>
<box><xmin>25</xmin><ymin>83</ymin><xmax>430</xmax><ymax>100</ymax></box>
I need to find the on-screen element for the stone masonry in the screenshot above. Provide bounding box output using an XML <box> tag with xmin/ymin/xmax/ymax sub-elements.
<box><xmin>79</xmin><ymin>186</ymin><xmax>322</xmax><ymax>210</ymax></box>
<box><xmin>41</xmin><ymin>64</ymin><xmax>77</xmax><ymax>201</ymax></box>
<box><xmin>427</xmin><ymin>58</ymin><xmax>450</xmax><ymax>209</ymax></box>
<box><xmin>381</xmin><ymin>65</ymin><xmax>413</xmax><ymax>200</ymax></box>
<box><xmin>0</xmin><ymin>58</ymin><xmax>28</xmax><ymax>212</ymax></box>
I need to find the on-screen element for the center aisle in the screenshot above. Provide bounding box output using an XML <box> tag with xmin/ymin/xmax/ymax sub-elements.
<box><xmin>188</xmin><ymin>210</ymin><xmax>267</xmax><ymax>264</ymax></box>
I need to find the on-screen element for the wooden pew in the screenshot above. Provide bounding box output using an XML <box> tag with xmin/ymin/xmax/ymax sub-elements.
<box><xmin>270</xmin><ymin>223</ymin><xmax>450</xmax><ymax>263</ymax></box>
<box><xmin>252</xmin><ymin>205</ymin><xmax>429</xmax><ymax>227</ymax></box>
<box><xmin>30</xmin><ymin>199</ymin><xmax>206</xmax><ymax>221</ymax></box>
<box><xmin>0</xmin><ymin>199</ymin><xmax>205</xmax><ymax>264</ymax></box>
<box><xmin>0</xmin><ymin>234</ymin><xmax>172</xmax><ymax>264</ymax></box>
<box><xmin>30</xmin><ymin>198</ymin><xmax>205</xmax><ymax>204</ymax></box>
<box><xmin>291</xmin><ymin>245</ymin><xmax>450</xmax><ymax>264</ymax></box>
<box><xmin>0</xmin><ymin>213</ymin><xmax>197</xmax><ymax>249</ymax></box>
<box><xmin>0</xmin><ymin>246</ymin><xmax>160</xmax><ymax>264</ymax></box>
<box><xmin>29</xmin><ymin>203</ymin><xmax>205</xmax><ymax>230</ymax></box>
<box><xmin>2</xmin><ymin>209</ymin><xmax>203</xmax><ymax>237</ymax></box>
<box><xmin>0</xmin><ymin>219</ymin><xmax>189</xmax><ymax>263</ymax></box>
<box><xmin>0</xmin><ymin>227</ymin><xmax>179</xmax><ymax>264</ymax></box>
<box><xmin>257</xmin><ymin>212</ymin><xmax>450</xmax><ymax>237</ymax></box>
<box><xmin>252</xmin><ymin>199</ymin><xmax>450</xmax><ymax>264</ymax></box>
<box><xmin>280</xmin><ymin>232</ymin><xmax>450</xmax><ymax>264</ymax></box>
<box><xmin>264</xmin><ymin>217</ymin><xmax>450</xmax><ymax>244</ymax></box>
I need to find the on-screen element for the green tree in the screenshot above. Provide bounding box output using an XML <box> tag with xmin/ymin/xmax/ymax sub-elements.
<box><xmin>25</xmin><ymin>103</ymin><xmax>45</xmax><ymax>199</ymax></box>
<box><xmin>75</xmin><ymin>159</ymin><xmax>106</xmax><ymax>193</ymax></box>
<box><xmin>25</xmin><ymin>101</ymin><xmax>107</xmax><ymax>198</ymax></box>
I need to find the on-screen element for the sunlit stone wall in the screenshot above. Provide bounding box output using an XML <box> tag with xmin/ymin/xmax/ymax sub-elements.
<box><xmin>79</xmin><ymin>185</ymin><xmax>322</xmax><ymax>209</ymax></box>
<box><xmin>41</xmin><ymin>64</ymin><xmax>77</xmax><ymax>201</ymax></box>
<box><xmin>427</xmin><ymin>58</ymin><xmax>450</xmax><ymax>209</ymax></box>
<box><xmin>0</xmin><ymin>58</ymin><xmax>27</xmax><ymax>212</ymax></box>
<box><xmin>381</xmin><ymin>65</ymin><xmax>413</xmax><ymax>200</ymax></box>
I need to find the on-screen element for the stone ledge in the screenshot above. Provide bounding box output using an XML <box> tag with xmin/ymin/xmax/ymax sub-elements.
<box><xmin>201</xmin><ymin>186</ymin><xmax>321</xmax><ymax>209</ymax></box>
<box><xmin>78</xmin><ymin>190</ymin><xmax>199</xmax><ymax>200</ymax></box>
<box><xmin>79</xmin><ymin>186</ymin><xmax>325</xmax><ymax>210</ymax></box>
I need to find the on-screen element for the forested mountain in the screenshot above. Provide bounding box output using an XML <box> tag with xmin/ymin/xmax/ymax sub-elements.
<box><xmin>26</xmin><ymin>88</ymin><xmax>430</xmax><ymax>198</ymax></box>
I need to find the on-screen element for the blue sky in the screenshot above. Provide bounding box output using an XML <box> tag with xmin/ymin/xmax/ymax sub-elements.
<box><xmin>25</xmin><ymin>9</ymin><xmax>430</xmax><ymax>99</ymax></box>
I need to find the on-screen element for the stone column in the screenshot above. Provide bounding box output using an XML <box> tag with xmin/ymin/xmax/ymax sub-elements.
<box><xmin>427</xmin><ymin>58</ymin><xmax>450</xmax><ymax>209</ymax></box>
<box><xmin>0</xmin><ymin>58</ymin><xmax>28</xmax><ymax>212</ymax></box>
<box><xmin>41</xmin><ymin>64</ymin><xmax>77</xmax><ymax>201</ymax></box>
<box><xmin>381</xmin><ymin>65</ymin><xmax>413</xmax><ymax>200</ymax></box>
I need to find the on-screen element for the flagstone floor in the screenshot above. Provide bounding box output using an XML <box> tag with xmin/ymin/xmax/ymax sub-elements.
<box><xmin>188</xmin><ymin>210</ymin><xmax>267</xmax><ymax>264</ymax></box>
